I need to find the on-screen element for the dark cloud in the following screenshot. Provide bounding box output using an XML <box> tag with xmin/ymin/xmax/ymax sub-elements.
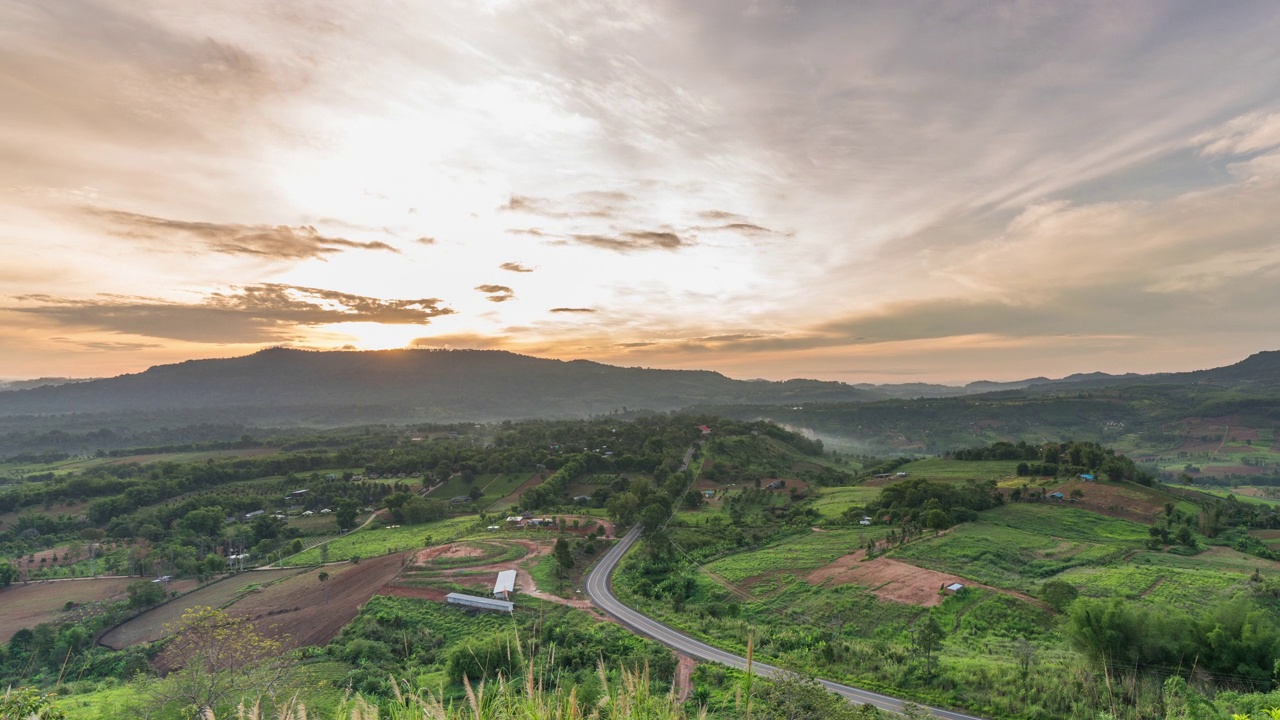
<box><xmin>475</xmin><ymin>284</ymin><xmax>516</xmax><ymax>303</ymax></box>
<box><xmin>499</xmin><ymin>262</ymin><xmax>534</xmax><ymax>273</ymax></box>
<box><xmin>566</xmin><ymin>230</ymin><xmax>687</xmax><ymax>252</ymax></box>
<box><xmin>9</xmin><ymin>285</ymin><xmax>453</xmax><ymax>344</ymax></box>
<box><xmin>614</xmin><ymin>341</ymin><xmax>656</xmax><ymax>348</ymax></box>
<box><xmin>549</xmin><ymin>307</ymin><xmax>596</xmax><ymax>313</ymax></box>
<box><xmin>87</xmin><ymin>209</ymin><xmax>400</xmax><ymax>260</ymax></box>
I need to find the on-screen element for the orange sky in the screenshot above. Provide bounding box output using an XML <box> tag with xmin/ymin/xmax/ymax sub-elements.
<box><xmin>2</xmin><ymin>2</ymin><xmax>1280</xmax><ymax>384</ymax></box>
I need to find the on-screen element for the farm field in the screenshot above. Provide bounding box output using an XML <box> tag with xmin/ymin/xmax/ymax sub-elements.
<box><xmin>226</xmin><ymin>554</ymin><xmax>407</xmax><ymax>648</ymax></box>
<box><xmin>891</xmin><ymin>520</ymin><xmax>1130</xmax><ymax>592</ymax></box>
<box><xmin>703</xmin><ymin>527</ymin><xmax>890</xmax><ymax>589</ymax></box>
<box><xmin>280</xmin><ymin>516</ymin><xmax>479</xmax><ymax>566</ymax></box>
<box><xmin>891</xmin><ymin>458</ymin><xmax>1022</xmax><ymax>482</ymax></box>
<box><xmin>0</xmin><ymin>577</ymin><xmax>197</xmax><ymax>643</ymax></box>
<box><xmin>809</xmin><ymin>484</ymin><xmax>880</xmax><ymax>521</ymax></box>
<box><xmin>100</xmin><ymin>568</ymin><xmax>303</xmax><ymax>648</ymax></box>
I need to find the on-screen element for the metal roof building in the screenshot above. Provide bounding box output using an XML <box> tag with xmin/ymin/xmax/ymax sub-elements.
<box><xmin>446</xmin><ymin>592</ymin><xmax>514</xmax><ymax>613</ymax></box>
<box><xmin>493</xmin><ymin>569</ymin><xmax>517</xmax><ymax>600</ymax></box>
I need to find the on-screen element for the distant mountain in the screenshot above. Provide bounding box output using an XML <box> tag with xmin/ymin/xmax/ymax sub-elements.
<box><xmin>0</xmin><ymin>348</ymin><xmax>878</xmax><ymax>423</ymax></box>
<box><xmin>0</xmin><ymin>377</ymin><xmax>93</xmax><ymax>392</ymax></box>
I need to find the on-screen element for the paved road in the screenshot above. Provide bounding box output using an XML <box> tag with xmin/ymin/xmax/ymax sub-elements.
<box><xmin>585</xmin><ymin>525</ymin><xmax>988</xmax><ymax>719</ymax></box>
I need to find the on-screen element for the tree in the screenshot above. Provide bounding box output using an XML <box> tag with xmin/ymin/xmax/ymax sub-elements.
<box><xmin>334</xmin><ymin>498</ymin><xmax>359</xmax><ymax>531</ymax></box>
<box><xmin>553</xmin><ymin>537</ymin><xmax>575</xmax><ymax>573</ymax></box>
<box><xmin>1070</xmin><ymin>488</ymin><xmax>1085</xmax><ymax>500</ymax></box>
<box><xmin>0</xmin><ymin>561</ymin><xmax>17</xmax><ymax>588</ymax></box>
<box><xmin>318</xmin><ymin>570</ymin><xmax>329</xmax><ymax>604</ymax></box>
<box><xmin>139</xmin><ymin>606</ymin><xmax>295</xmax><ymax>717</ymax></box>
<box><xmin>924</xmin><ymin>509</ymin><xmax>951</xmax><ymax>532</ymax></box>
<box><xmin>1039</xmin><ymin>579</ymin><xmax>1079</xmax><ymax>612</ymax></box>
<box><xmin>127</xmin><ymin>579</ymin><xmax>167</xmax><ymax>608</ymax></box>
<box><xmin>914</xmin><ymin>614</ymin><xmax>944</xmax><ymax>677</ymax></box>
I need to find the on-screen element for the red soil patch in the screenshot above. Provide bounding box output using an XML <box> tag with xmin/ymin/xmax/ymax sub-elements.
<box><xmin>229</xmin><ymin>554</ymin><xmax>407</xmax><ymax>649</ymax></box>
<box><xmin>808</xmin><ymin>552</ymin><xmax>1035</xmax><ymax>607</ymax></box>
<box><xmin>378</xmin><ymin>584</ymin><xmax>448</xmax><ymax>602</ymax></box>
<box><xmin>674</xmin><ymin>655</ymin><xmax>696</xmax><ymax>703</ymax></box>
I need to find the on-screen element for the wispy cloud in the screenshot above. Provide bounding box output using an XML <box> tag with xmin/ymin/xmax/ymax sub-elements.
<box><xmin>88</xmin><ymin>209</ymin><xmax>400</xmax><ymax>260</ymax></box>
<box><xmin>499</xmin><ymin>262</ymin><xmax>533</xmax><ymax>273</ymax></box>
<box><xmin>549</xmin><ymin>307</ymin><xmax>596</xmax><ymax>314</ymax></box>
<box><xmin>9</xmin><ymin>285</ymin><xmax>453</xmax><ymax>343</ymax></box>
<box><xmin>565</xmin><ymin>231</ymin><xmax>687</xmax><ymax>252</ymax></box>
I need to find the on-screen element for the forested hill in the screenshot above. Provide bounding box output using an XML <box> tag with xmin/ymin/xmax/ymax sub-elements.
<box><xmin>0</xmin><ymin>348</ymin><xmax>878</xmax><ymax>422</ymax></box>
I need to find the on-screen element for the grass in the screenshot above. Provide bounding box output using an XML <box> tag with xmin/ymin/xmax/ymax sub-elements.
<box><xmin>810</xmin><ymin>485</ymin><xmax>881</xmax><ymax>521</ymax></box>
<box><xmin>982</xmin><ymin>504</ymin><xmax>1152</xmax><ymax>543</ymax></box>
<box><xmin>891</xmin><ymin>522</ymin><xmax>1128</xmax><ymax>591</ymax></box>
<box><xmin>703</xmin><ymin>527</ymin><xmax>889</xmax><ymax>586</ymax></box>
<box><xmin>894</xmin><ymin>458</ymin><xmax>1022</xmax><ymax>481</ymax></box>
<box><xmin>279</xmin><ymin>516</ymin><xmax>479</xmax><ymax>566</ymax></box>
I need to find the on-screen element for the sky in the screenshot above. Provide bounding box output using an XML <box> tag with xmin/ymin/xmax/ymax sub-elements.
<box><xmin>2</xmin><ymin>0</ymin><xmax>1280</xmax><ymax>385</ymax></box>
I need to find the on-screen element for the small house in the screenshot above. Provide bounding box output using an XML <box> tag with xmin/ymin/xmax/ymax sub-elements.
<box><xmin>945</xmin><ymin>583</ymin><xmax>965</xmax><ymax>593</ymax></box>
<box><xmin>493</xmin><ymin>569</ymin><xmax>517</xmax><ymax>601</ymax></box>
<box><xmin>1079</xmin><ymin>474</ymin><xmax>1095</xmax><ymax>481</ymax></box>
<box><xmin>698</xmin><ymin>425</ymin><xmax>711</xmax><ymax>435</ymax></box>
<box><xmin>702</xmin><ymin>490</ymin><xmax>716</xmax><ymax>498</ymax></box>
<box><xmin>302</xmin><ymin>510</ymin><xmax>314</xmax><ymax>517</ymax></box>
<box><xmin>1048</xmin><ymin>492</ymin><xmax>1065</xmax><ymax>500</ymax></box>
<box><xmin>765</xmin><ymin>481</ymin><xmax>783</xmax><ymax>490</ymax></box>
<box><xmin>320</xmin><ymin>508</ymin><xmax>332</xmax><ymax>514</ymax></box>
<box><xmin>573</xmin><ymin>495</ymin><xmax>592</xmax><ymax>503</ymax></box>
<box><xmin>450</xmin><ymin>496</ymin><xmax>471</xmax><ymax>505</ymax></box>
<box><xmin>859</xmin><ymin>516</ymin><xmax>872</xmax><ymax>526</ymax></box>
<box><xmin>244</xmin><ymin>510</ymin><xmax>266</xmax><ymax>520</ymax></box>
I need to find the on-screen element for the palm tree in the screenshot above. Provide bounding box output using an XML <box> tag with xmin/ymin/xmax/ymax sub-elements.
<box><xmin>318</xmin><ymin>571</ymin><xmax>329</xmax><ymax>603</ymax></box>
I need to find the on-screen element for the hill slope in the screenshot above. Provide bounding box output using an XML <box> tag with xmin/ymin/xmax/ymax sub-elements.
<box><xmin>0</xmin><ymin>348</ymin><xmax>878</xmax><ymax>423</ymax></box>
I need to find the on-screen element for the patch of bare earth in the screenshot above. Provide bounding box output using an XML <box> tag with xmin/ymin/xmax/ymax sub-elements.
<box><xmin>808</xmin><ymin>552</ymin><xmax>1036</xmax><ymax>607</ymax></box>
<box><xmin>674</xmin><ymin>655</ymin><xmax>696</xmax><ymax>702</ymax></box>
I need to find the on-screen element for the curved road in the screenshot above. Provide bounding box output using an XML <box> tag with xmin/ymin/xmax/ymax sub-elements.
<box><xmin>585</xmin><ymin>525</ymin><xmax>988</xmax><ymax>719</ymax></box>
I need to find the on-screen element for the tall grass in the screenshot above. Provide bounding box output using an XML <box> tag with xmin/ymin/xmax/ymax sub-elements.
<box><xmin>201</xmin><ymin>659</ymin><xmax>695</xmax><ymax>720</ymax></box>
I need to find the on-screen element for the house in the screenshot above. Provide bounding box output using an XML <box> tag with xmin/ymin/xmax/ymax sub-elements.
<box><xmin>765</xmin><ymin>480</ymin><xmax>784</xmax><ymax>490</ymax></box>
<box><xmin>493</xmin><ymin>569</ymin><xmax>517</xmax><ymax>601</ymax></box>
<box><xmin>1048</xmin><ymin>492</ymin><xmax>1065</xmax><ymax>500</ymax></box>
<box><xmin>320</xmin><ymin>508</ymin><xmax>332</xmax><ymax>514</ymax></box>
<box><xmin>859</xmin><ymin>516</ymin><xmax>872</xmax><ymax>526</ymax></box>
<box><xmin>945</xmin><ymin>583</ymin><xmax>965</xmax><ymax>593</ymax></box>
<box><xmin>486</xmin><ymin>525</ymin><xmax>500</xmax><ymax>531</ymax></box>
<box><xmin>1079</xmin><ymin>474</ymin><xmax>1096</xmax><ymax>481</ymax></box>
<box><xmin>450</xmin><ymin>496</ymin><xmax>471</xmax><ymax>505</ymax></box>
<box><xmin>702</xmin><ymin>490</ymin><xmax>716</xmax><ymax>498</ymax></box>
<box><xmin>302</xmin><ymin>510</ymin><xmax>314</xmax><ymax>517</ymax></box>
<box><xmin>573</xmin><ymin>495</ymin><xmax>592</xmax><ymax>503</ymax></box>
<box><xmin>505</xmin><ymin>516</ymin><xmax>525</xmax><ymax>523</ymax></box>
<box><xmin>290</xmin><ymin>489</ymin><xmax>309</xmax><ymax>498</ymax></box>
<box><xmin>697</xmin><ymin>425</ymin><xmax>711</xmax><ymax>435</ymax></box>
<box><xmin>895</xmin><ymin>472</ymin><xmax>909</xmax><ymax>477</ymax></box>
<box><xmin>446</xmin><ymin>592</ymin><xmax>513</xmax><ymax>614</ymax></box>
<box><xmin>244</xmin><ymin>510</ymin><xmax>266</xmax><ymax>520</ymax></box>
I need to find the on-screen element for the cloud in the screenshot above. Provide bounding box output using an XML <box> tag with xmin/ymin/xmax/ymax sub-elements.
<box><xmin>415</xmin><ymin>236</ymin><xmax>437</xmax><ymax>245</ymax></box>
<box><xmin>499</xmin><ymin>191</ymin><xmax>630</xmax><ymax>219</ymax></box>
<box><xmin>50</xmin><ymin>338</ymin><xmax>163</xmax><ymax>352</ymax></box>
<box><xmin>88</xmin><ymin>209</ymin><xmax>400</xmax><ymax>260</ymax></box>
<box><xmin>566</xmin><ymin>230</ymin><xmax>687</xmax><ymax>252</ymax></box>
<box><xmin>475</xmin><ymin>284</ymin><xmax>516</xmax><ymax>303</ymax></box>
<box><xmin>499</xmin><ymin>262</ymin><xmax>534</xmax><ymax>273</ymax></box>
<box><xmin>549</xmin><ymin>307</ymin><xmax>597</xmax><ymax>313</ymax></box>
<box><xmin>1196</xmin><ymin>113</ymin><xmax>1280</xmax><ymax>157</ymax></box>
<box><xmin>697</xmin><ymin>210</ymin><xmax>749</xmax><ymax>222</ymax></box>
<box><xmin>8</xmin><ymin>285</ymin><xmax>453</xmax><ymax>344</ymax></box>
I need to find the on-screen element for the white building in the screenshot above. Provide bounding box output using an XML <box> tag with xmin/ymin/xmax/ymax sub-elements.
<box><xmin>493</xmin><ymin>569</ymin><xmax>517</xmax><ymax>601</ymax></box>
<box><xmin>446</xmin><ymin>592</ymin><xmax>513</xmax><ymax>613</ymax></box>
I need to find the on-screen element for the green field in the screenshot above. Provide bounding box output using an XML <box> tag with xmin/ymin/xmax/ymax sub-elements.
<box><xmin>892</xmin><ymin>521</ymin><xmax>1129</xmax><ymax>591</ymax></box>
<box><xmin>281</xmin><ymin>516</ymin><xmax>479</xmax><ymax>566</ymax></box>
<box><xmin>894</xmin><ymin>458</ymin><xmax>1022</xmax><ymax>481</ymax></box>
<box><xmin>703</xmin><ymin>527</ymin><xmax>889</xmax><ymax>587</ymax></box>
<box><xmin>810</xmin><ymin>485</ymin><xmax>881</xmax><ymax>521</ymax></box>
<box><xmin>982</xmin><ymin>504</ymin><xmax>1152</xmax><ymax>543</ymax></box>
